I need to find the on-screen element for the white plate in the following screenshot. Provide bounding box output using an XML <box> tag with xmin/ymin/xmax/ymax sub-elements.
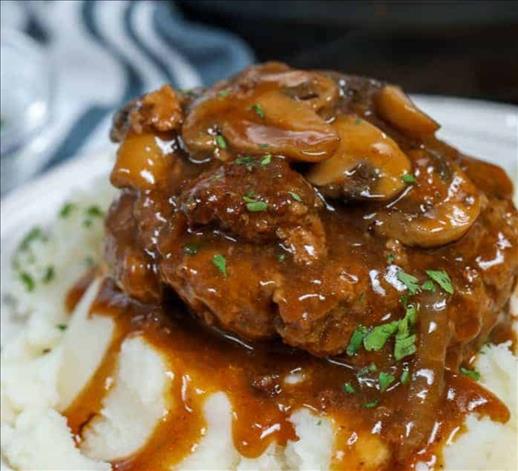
<box><xmin>1</xmin><ymin>96</ymin><xmax>517</xmax><ymax>315</ymax></box>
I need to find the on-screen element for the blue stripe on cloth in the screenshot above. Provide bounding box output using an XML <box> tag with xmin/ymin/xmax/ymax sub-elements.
<box><xmin>123</xmin><ymin>1</ymin><xmax>178</xmax><ymax>89</ymax></box>
<box><xmin>46</xmin><ymin>0</ymin><xmax>146</xmax><ymax>168</ymax></box>
<box><xmin>153</xmin><ymin>2</ymin><xmax>254</xmax><ymax>85</ymax></box>
<box><xmin>43</xmin><ymin>0</ymin><xmax>253</xmax><ymax>170</ymax></box>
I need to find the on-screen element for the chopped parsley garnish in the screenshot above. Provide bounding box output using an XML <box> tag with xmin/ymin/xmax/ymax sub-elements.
<box><xmin>277</xmin><ymin>253</ymin><xmax>287</xmax><ymax>262</ymax></box>
<box><xmin>59</xmin><ymin>202</ymin><xmax>76</xmax><ymax>218</ymax></box>
<box><xmin>19</xmin><ymin>227</ymin><xmax>46</xmax><ymax>251</ymax></box>
<box><xmin>20</xmin><ymin>272</ymin><xmax>35</xmax><ymax>292</ymax></box>
<box><xmin>386</xmin><ymin>253</ymin><xmax>395</xmax><ymax>264</ymax></box>
<box><xmin>460</xmin><ymin>367</ymin><xmax>480</xmax><ymax>381</ymax></box>
<box><xmin>251</xmin><ymin>103</ymin><xmax>265</xmax><ymax>119</ymax></box>
<box><xmin>397</xmin><ymin>270</ymin><xmax>420</xmax><ymax>295</ymax></box>
<box><xmin>288</xmin><ymin>191</ymin><xmax>303</xmax><ymax>203</ymax></box>
<box><xmin>260</xmin><ymin>154</ymin><xmax>272</xmax><ymax>166</ymax></box>
<box><xmin>258</xmin><ymin>143</ymin><xmax>270</xmax><ymax>148</ymax></box>
<box><xmin>217</xmin><ymin>88</ymin><xmax>231</xmax><ymax>98</ymax></box>
<box><xmin>236</xmin><ymin>156</ymin><xmax>255</xmax><ymax>166</ymax></box>
<box><xmin>183</xmin><ymin>243</ymin><xmax>199</xmax><ymax>256</ymax></box>
<box><xmin>215</xmin><ymin>134</ymin><xmax>227</xmax><ymax>149</ymax></box>
<box><xmin>242</xmin><ymin>195</ymin><xmax>268</xmax><ymax>212</ymax></box>
<box><xmin>43</xmin><ymin>266</ymin><xmax>55</xmax><ymax>283</ymax></box>
<box><xmin>212</xmin><ymin>254</ymin><xmax>228</xmax><ymax>277</ymax></box>
<box><xmin>421</xmin><ymin>279</ymin><xmax>436</xmax><ymax>292</ymax></box>
<box><xmin>363</xmin><ymin>321</ymin><xmax>399</xmax><ymax>352</ymax></box>
<box><xmin>83</xmin><ymin>256</ymin><xmax>95</xmax><ymax>267</ymax></box>
<box><xmin>394</xmin><ymin>333</ymin><xmax>417</xmax><ymax>361</ymax></box>
<box><xmin>246</xmin><ymin>201</ymin><xmax>268</xmax><ymax>212</ymax></box>
<box><xmin>346</xmin><ymin>325</ymin><xmax>368</xmax><ymax>356</ymax></box>
<box><xmin>357</xmin><ymin>363</ymin><xmax>378</xmax><ymax>376</ymax></box>
<box><xmin>343</xmin><ymin>382</ymin><xmax>355</xmax><ymax>394</ymax></box>
<box><xmin>400</xmin><ymin>367</ymin><xmax>411</xmax><ymax>384</ymax></box>
<box><xmin>354</xmin><ymin>117</ymin><xmax>362</xmax><ymax>125</ymax></box>
<box><xmin>362</xmin><ymin>399</ymin><xmax>379</xmax><ymax>409</ymax></box>
<box><xmin>401</xmin><ymin>174</ymin><xmax>417</xmax><ymax>184</ymax></box>
<box><xmin>57</xmin><ymin>324</ymin><xmax>67</xmax><ymax>331</ymax></box>
<box><xmin>425</xmin><ymin>269</ymin><xmax>454</xmax><ymax>295</ymax></box>
<box><xmin>379</xmin><ymin>372</ymin><xmax>395</xmax><ymax>392</ymax></box>
<box><xmin>394</xmin><ymin>304</ymin><xmax>418</xmax><ymax>361</ymax></box>
<box><xmin>86</xmin><ymin>205</ymin><xmax>103</xmax><ymax>218</ymax></box>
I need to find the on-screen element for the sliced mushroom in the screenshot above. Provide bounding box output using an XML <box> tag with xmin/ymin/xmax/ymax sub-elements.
<box><xmin>182</xmin><ymin>64</ymin><xmax>340</xmax><ymax>161</ymax></box>
<box><xmin>111</xmin><ymin>134</ymin><xmax>172</xmax><ymax>190</ymax></box>
<box><xmin>258</xmin><ymin>70</ymin><xmax>339</xmax><ymax>112</ymax></box>
<box><xmin>306</xmin><ymin>115</ymin><xmax>412</xmax><ymax>200</ymax></box>
<box><xmin>376</xmin><ymin>85</ymin><xmax>439</xmax><ymax>137</ymax></box>
<box><xmin>374</xmin><ymin>153</ymin><xmax>482</xmax><ymax>247</ymax></box>
<box><xmin>221</xmin><ymin>90</ymin><xmax>339</xmax><ymax>162</ymax></box>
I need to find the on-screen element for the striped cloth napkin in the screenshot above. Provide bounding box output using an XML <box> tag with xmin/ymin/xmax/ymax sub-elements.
<box><xmin>1</xmin><ymin>0</ymin><xmax>253</xmax><ymax>175</ymax></box>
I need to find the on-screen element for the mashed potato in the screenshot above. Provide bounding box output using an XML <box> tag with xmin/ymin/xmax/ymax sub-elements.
<box><xmin>1</xmin><ymin>187</ymin><xmax>517</xmax><ymax>470</ymax></box>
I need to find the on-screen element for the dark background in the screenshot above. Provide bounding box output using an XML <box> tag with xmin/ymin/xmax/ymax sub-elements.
<box><xmin>177</xmin><ymin>0</ymin><xmax>518</xmax><ymax>104</ymax></box>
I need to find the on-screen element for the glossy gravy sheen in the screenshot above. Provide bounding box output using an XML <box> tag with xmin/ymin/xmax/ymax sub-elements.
<box><xmin>64</xmin><ymin>279</ymin><xmax>510</xmax><ymax>470</ymax></box>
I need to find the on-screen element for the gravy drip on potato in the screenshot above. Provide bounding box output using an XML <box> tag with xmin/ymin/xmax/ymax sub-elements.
<box><xmin>89</xmin><ymin>62</ymin><xmax>518</xmax><ymax>469</ymax></box>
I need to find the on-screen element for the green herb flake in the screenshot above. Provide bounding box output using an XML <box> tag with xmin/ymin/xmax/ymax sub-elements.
<box><xmin>277</xmin><ymin>253</ymin><xmax>287</xmax><ymax>262</ymax></box>
<box><xmin>246</xmin><ymin>201</ymin><xmax>268</xmax><ymax>212</ymax></box>
<box><xmin>316</xmin><ymin>419</ymin><xmax>322</xmax><ymax>426</ymax></box>
<box><xmin>217</xmin><ymin>88</ymin><xmax>231</xmax><ymax>98</ymax></box>
<box><xmin>59</xmin><ymin>202</ymin><xmax>76</xmax><ymax>218</ymax></box>
<box><xmin>251</xmin><ymin>103</ymin><xmax>265</xmax><ymax>119</ymax></box>
<box><xmin>83</xmin><ymin>256</ymin><xmax>95</xmax><ymax>267</ymax></box>
<box><xmin>379</xmin><ymin>372</ymin><xmax>396</xmax><ymax>392</ymax></box>
<box><xmin>354</xmin><ymin>117</ymin><xmax>362</xmax><ymax>125</ymax></box>
<box><xmin>421</xmin><ymin>279</ymin><xmax>436</xmax><ymax>292</ymax></box>
<box><xmin>460</xmin><ymin>367</ymin><xmax>480</xmax><ymax>381</ymax></box>
<box><xmin>401</xmin><ymin>174</ymin><xmax>417</xmax><ymax>184</ymax></box>
<box><xmin>20</xmin><ymin>272</ymin><xmax>35</xmax><ymax>292</ymax></box>
<box><xmin>86</xmin><ymin>205</ymin><xmax>104</xmax><ymax>218</ymax></box>
<box><xmin>394</xmin><ymin>333</ymin><xmax>417</xmax><ymax>361</ymax></box>
<box><xmin>260</xmin><ymin>154</ymin><xmax>272</xmax><ymax>166</ymax></box>
<box><xmin>358</xmin><ymin>362</ymin><xmax>378</xmax><ymax>376</ymax></box>
<box><xmin>397</xmin><ymin>270</ymin><xmax>421</xmax><ymax>295</ymax></box>
<box><xmin>346</xmin><ymin>325</ymin><xmax>368</xmax><ymax>356</ymax></box>
<box><xmin>400</xmin><ymin>367</ymin><xmax>411</xmax><ymax>384</ymax></box>
<box><xmin>363</xmin><ymin>321</ymin><xmax>399</xmax><ymax>352</ymax></box>
<box><xmin>242</xmin><ymin>194</ymin><xmax>268</xmax><ymax>212</ymax></box>
<box><xmin>215</xmin><ymin>134</ymin><xmax>227</xmax><ymax>149</ymax></box>
<box><xmin>19</xmin><ymin>227</ymin><xmax>45</xmax><ymax>251</ymax></box>
<box><xmin>258</xmin><ymin>143</ymin><xmax>270</xmax><ymax>149</ymax></box>
<box><xmin>57</xmin><ymin>324</ymin><xmax>67</xmax><ymax>331</ymax></box>
<box><xmin>288</xmin><ymin>191</ymin><xmax>303</xmax><ymax>203</ymax></box>
<box><xmin>362</xmin><ymin>399</ymin><xmax>379</xmax><ymax>409</ymax></box>
<box><xmin>43</xmin><ymin>266</ymin><xmax>55</xmax><ymax>283</ymax></box>
<box><xmin>343</xmin><ymin>382</ymin><xmax>356</xmax><ymax>394</ymax></box>
<box><xmin>183</xmin><ymin>243</ymin><xmax>199</xmax><ymax>256</ymax></box>
<box><xmin>212</xmin><ymin>254</ymin><xmax>228</xmax><ymax>277</ymax></box>
<box><xmin>236</xmin><ymin>156</ymin><xmax>255</xmax><ymax>166</ymax></box>
<box><xmin>426</xmin><ymin>269</ymin><xmax>454</xmax><ymax>295</ymax></box>
<box><xmin>386</xmin><ymin>253</ymin><xmax>395</xmax><ymax>264</ymax></box>
<box><xmin>394</xmin><ymin>305</ymin><xmax>418</xmax><ymax>361</ymax></box>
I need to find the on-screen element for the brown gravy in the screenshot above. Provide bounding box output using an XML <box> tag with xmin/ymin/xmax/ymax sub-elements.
<box><xmin>64</xmin><ymin>278</ymin><xmax>510</xmax><ymax>470</ymax></box>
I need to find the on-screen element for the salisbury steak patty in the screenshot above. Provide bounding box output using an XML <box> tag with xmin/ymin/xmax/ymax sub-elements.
<box><xmin>105</xmin><ymin>62</ymin><xmax>518</xmax><ymax>359</ymax></box>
